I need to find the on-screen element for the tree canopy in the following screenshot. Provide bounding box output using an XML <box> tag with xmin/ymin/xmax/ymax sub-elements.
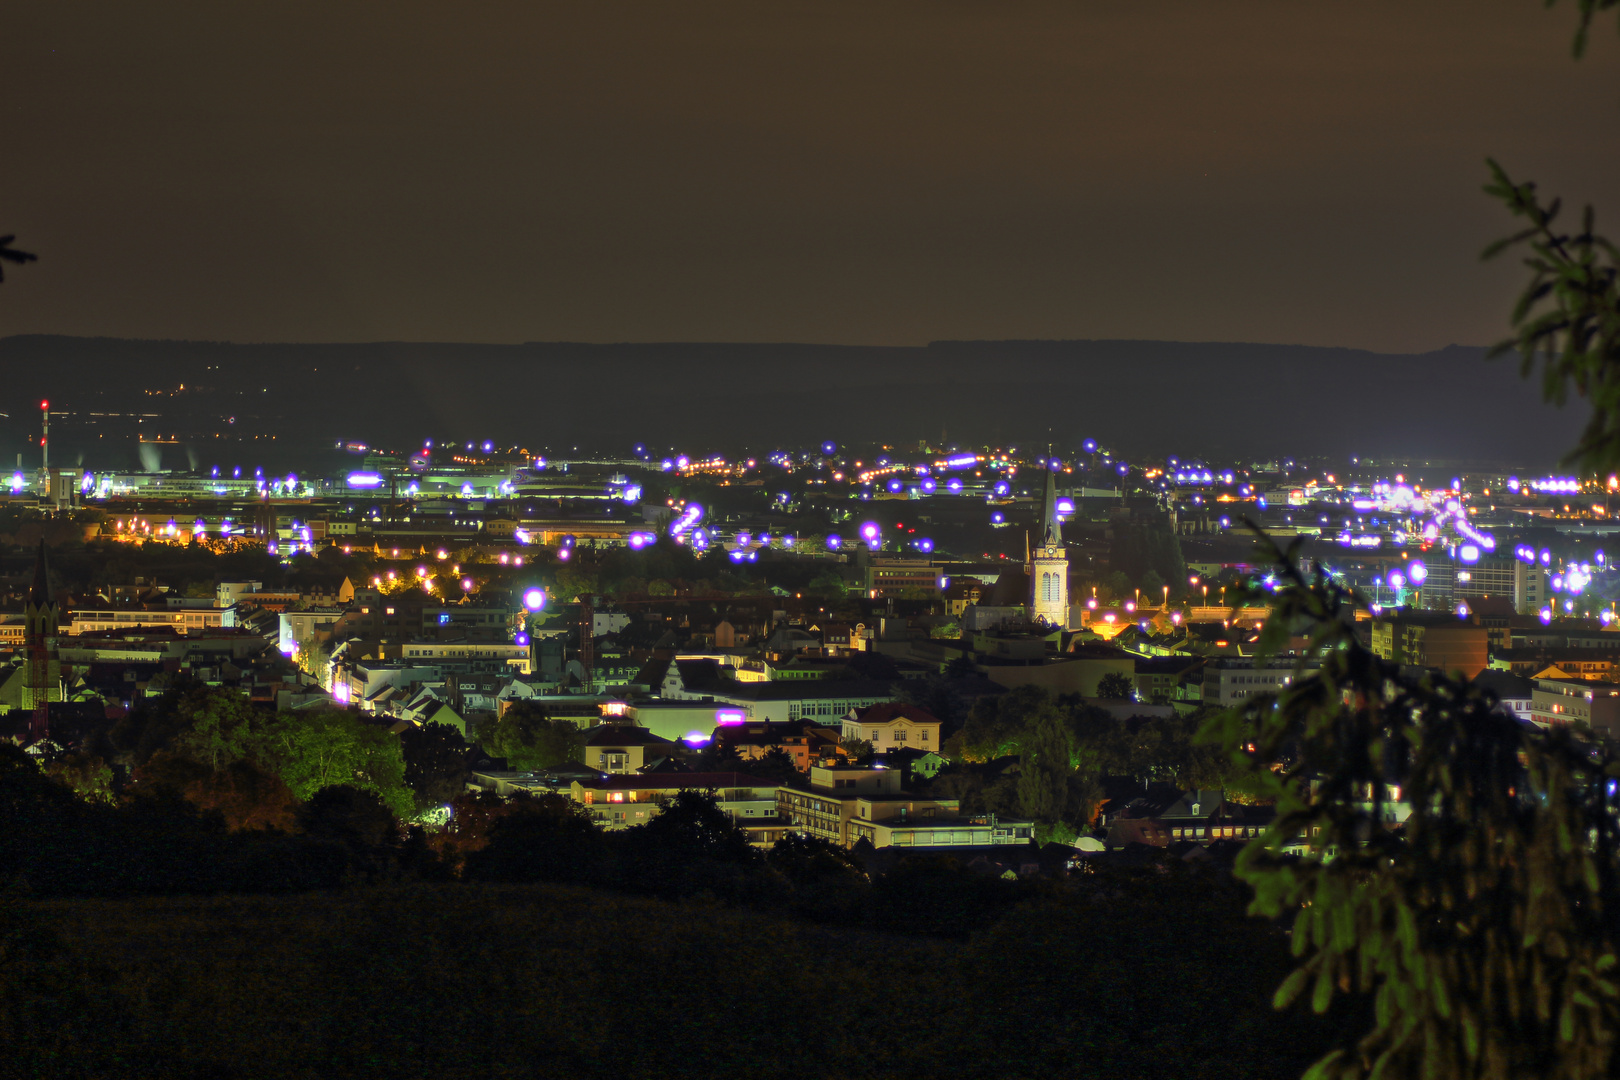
<box><xmin>477</xmin><ymin>704</ymin><xmax>581</xmax><ymax>771</ymax></box>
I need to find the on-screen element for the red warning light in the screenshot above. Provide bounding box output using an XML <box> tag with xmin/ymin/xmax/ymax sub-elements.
<box><xmin>40</xmin><ymin>400</ymin><xmax>49</xmax><ymax>410</ymax></box>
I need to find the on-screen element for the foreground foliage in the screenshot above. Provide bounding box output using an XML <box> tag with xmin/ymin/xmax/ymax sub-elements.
<box><xmin>1207</xmin><ymin>540</ymin><xmax>1620</xmax><ymax>1079</ymax></box>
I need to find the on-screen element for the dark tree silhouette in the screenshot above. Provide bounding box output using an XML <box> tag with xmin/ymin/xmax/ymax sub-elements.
<box><xmin>1095</xmin><ymin>672</ymin><xmax>1135</xmax><ymax>700</ymax></box>
<box><xmin>399</xmin><ymin>721</ymin><xmax>469</xmax><ymax>809</ymax></box>
<box><xmin>0</xmin><ymin>235</ymin><xmax>36</xmax><ymax>281</ymax></box>
<box><xmin>1210</xmin><ymin>10</ymin><xmax>1620</xmax><ymax>1076</ymax></box>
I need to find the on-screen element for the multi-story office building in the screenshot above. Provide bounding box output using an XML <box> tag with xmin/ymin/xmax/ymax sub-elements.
<box><xmin>398</xmin><ymin>640</ymin><xmax>530</xmax><ymax>673</ymax></box>
<box><xmin>1200</xmin><ymin>658</ymin><xmax>1317</xmax><ymax>707</ymax></box>
<box><xmin>863</xmin><ymin>556</ymin><xmax>943</xmax><ymax>598</ymax></box>
<box><xmin>1453</xmin><ymin>557</ymin><xmax>1547</xmax><ymax>615</ymax></box>
<box><xmin>1370</xmin><ymin>613</ymin><xmax>1489</xmax><ymax>678</ymax></box>
<box><xmin>68</xmin><ymin>604</ymin><xmax>233</xmax><ymax>635</ymax></box>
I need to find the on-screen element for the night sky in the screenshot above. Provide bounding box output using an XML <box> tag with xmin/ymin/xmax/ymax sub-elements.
<box><xmin>3</xmin><ymin>1</ymin><xmax>1617</xmax><ymax>350</ymax></box>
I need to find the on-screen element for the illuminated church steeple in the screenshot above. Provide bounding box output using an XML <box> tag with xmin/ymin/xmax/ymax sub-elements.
<box><xmin>1030</xmin><ymin>460</ymin><xmax>1069</xmax><ymax>627</ymax></box>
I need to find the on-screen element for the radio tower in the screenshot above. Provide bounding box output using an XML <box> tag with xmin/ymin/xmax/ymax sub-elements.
<box><xmin>37</xmin><ymin>399</ymin><xmax>50</xmax><ymax>500</ymax></box>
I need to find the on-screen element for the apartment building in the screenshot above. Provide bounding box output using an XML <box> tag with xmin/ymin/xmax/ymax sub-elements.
<box><xmin>1531</xmin><ymin>677</ymin><xmax>1620</xmax><ymax>739</ymax></box>
<box><xmin>776</xmin><ymin>765</ymin><xmax>958</xmax><ymax>848</ymax></box>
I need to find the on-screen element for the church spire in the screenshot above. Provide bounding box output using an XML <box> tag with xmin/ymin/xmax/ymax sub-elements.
<box><xmin>28</xmin><ymin>539</ymin><xmax>51</xmax><ymax>608</ymax></box>
<box><xmin>23</xmin><ymin>540</ymin><xmax>61</xmax><ymax>743</ymax></box>
<box><xmin>1042</xmin><ymin>462</ymin><xmax>1063</xmax><ymax>548</ymax></box>
<box><xmin>1029</xmin><ymin>454</ymin><xmax>1070</xmax><ymax>628</ymax></box>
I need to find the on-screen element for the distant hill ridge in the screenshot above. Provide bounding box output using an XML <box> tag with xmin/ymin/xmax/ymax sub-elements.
<box><xmin>0</xmin><ymin>335</ymin><xmax>1575</xmax><ymax>467</ymax></box>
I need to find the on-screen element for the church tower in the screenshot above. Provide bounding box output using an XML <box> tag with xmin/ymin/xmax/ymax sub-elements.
<box><xmin>22</xmin><ymin>540</ymin><xmax>62</xmax><ymax>741</ymax></box>
<box><xmin>1030</xmin><ymin>465</ymin><xmax>1069</xmax><ymax>627</ymax></box>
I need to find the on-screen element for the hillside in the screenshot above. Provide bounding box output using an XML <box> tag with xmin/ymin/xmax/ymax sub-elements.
<box><xmin>6</xmin><ymin>878</ymin><xmax>1342</xmax><ymax>1080</ymax></box>
<box><xmin>0</xmin><ymin>335</ymin><xmax>1575</xmax><ymax>471</ymax></box>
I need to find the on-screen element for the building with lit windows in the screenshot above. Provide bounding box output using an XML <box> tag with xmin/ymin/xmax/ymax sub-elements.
<box><xmin>776</xmin><ymin>765</ymin><xmax>958</xmax><ymax>848</ymax></box>
<box><xmin>847</xmin><ymin>814</ymin><xmax>1037</xmax><ymax>849</ymax></box>
<box><xmin>68</xmin><ymin>604</ymin><xmax>232</xmax><ymax>636</ymax></box>
<box><xmin>1371</xmin><ymin>613</ymin><xmax>1488</xmax><ymax>678</ymax></box>
<box><xmin>581</xmin><ymin>725</ymin><xmax>677</xmax><ymax>774</ymax></box>
<box><xmin>863</xmin><ymin>557</ymin><xmax>942</xmax><ymax>597</ymax></box>
<box><xmin>1473</xmin><ymin>669</ymin><xmax>1535</xmax><ymax>722</ymax></box>
<box><xmin>1200</xmin><ymin>658</ymin><xmax>1316</xmax><ymax>707</ymax></box>
<box><xmin>569</xmin><ymin>773</ymin><xmax>783</xmax><ymax>841</ymax></box>
<box><xmin>1452</xmin><ymin>556</ymin><xmax>1547</xmax><ymax>615</ymax></box>
<box><xmin>706</xmin><ymin>678</ymin><xmax>896</xmax><ymax>724</ymax></box>
<box><xmin>841</xmin><ymin>702</ymin><xmax>942</xmax><ymax>754</ymax></box>
<box><xmin>709</xmin><ymin>719</ymin><xmax>844</xmax><ymax>770</ymax></box>
<box><xmin>1530</xmin><ymin>677</ymin><xmax>1620</xmax><ymax>739</ymax></box>
<box><xmin>399</xmin><ymin>640</ymin><xmax>530</xmax><ymax>674</ymax></box>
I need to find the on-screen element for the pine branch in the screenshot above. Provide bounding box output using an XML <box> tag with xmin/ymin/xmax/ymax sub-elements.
<box><xmin>1482</xmin><ymin>161</ymin><xmax>1620</xmax><ymax>476</ymax></box>
<box><xmin>0</xmin><ymin>234</ymin><xmax>38</xmax><ymax>282</ymax></box>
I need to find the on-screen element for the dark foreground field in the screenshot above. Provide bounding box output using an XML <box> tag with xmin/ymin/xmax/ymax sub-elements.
<box><xmin>2</xmin><ymin>880</ymin><xmax>1348</xmax><ymax>1080</ymax></box>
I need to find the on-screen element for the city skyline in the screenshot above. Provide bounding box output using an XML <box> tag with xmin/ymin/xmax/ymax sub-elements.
<box><xmin>4</xmin><ymin>6</ymin><xmax>1619</xmax><ymax>1077</ymax></box>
